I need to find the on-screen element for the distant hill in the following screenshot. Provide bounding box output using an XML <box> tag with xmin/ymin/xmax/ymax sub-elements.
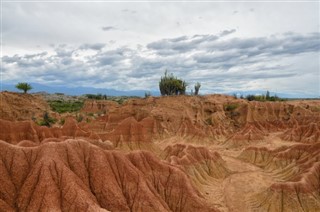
<box><xmin>1</xmin><ymin>82</ymin><xmax>159</xmax><ymax>97</ymax></box>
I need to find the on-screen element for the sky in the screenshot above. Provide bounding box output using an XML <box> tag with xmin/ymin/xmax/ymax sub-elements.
<box><xmin>1</xmin><ymin>0</ymin><xmax>320</xmax><ymax>97</ymax></box>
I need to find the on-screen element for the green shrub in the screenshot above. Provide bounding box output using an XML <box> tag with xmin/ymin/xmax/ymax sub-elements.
<box><xmin>224</xmin><ymin>104</ymin><xmax>238</xmax><ymax>111</ymax></box>
<box><xmin>85</xmin><ymin>94</ymin><xmax>107</xmax><ymax>100</ymax></box>
<box><xmin>38</xmin><ymin>112</ymin><xmax>56</xmax><ymax>127</ymax></box>
<box><xmin>49</xmin><ymin>100</ymin><xmax>84</xmax><ymax>113</ymax></box>
<box><xmin>59</xmin><ymin>118</ymin><xmax>65</xmax><ymax>125</ymax></box>
<box><xmin>76</xmin><ymin>114</ymin><xmax>84</xmax><ymax>123</ymax></box>
<box><xmin>159</xmin><ymin>70</ymin><xmax>187</xmax><ymax>96</ymax></box>
<box><xmin>245</xmin><ymin>91</ymin><xmax>284</xmax><ymax>102</ymax></box>
<box><xmin>145</xmin><ymin>91</ymin><xmax>151</xmax><ymax>98</ymax></box>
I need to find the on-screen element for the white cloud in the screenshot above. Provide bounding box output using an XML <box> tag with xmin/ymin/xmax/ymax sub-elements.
<box><xmin>1</xmin><ymin>2</ymin><xmax>319</xmax><ymax>97</ymax></box>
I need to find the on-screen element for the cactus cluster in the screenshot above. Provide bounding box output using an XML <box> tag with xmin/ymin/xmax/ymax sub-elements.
<box><xmin>159</xmin><ymin>71</ymin><xmax>187</xmax><ymax>96</ymax></box>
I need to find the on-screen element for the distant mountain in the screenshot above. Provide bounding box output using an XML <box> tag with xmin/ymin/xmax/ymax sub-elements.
<box><xmin>1</xmin><ymin>82</ymin><xmax>160</xmax><ymax>97</ymax></box>
<box><xmin>1</xmin><ymin>82</ymin><xmax>317</xmax><ymax>98</ymax></box>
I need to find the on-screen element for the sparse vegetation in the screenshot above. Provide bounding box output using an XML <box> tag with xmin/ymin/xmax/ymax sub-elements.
<box><xmin>59</xmin><ymin>118</ymin><xmax>65</xmax><ymax>125</ymax></box>
<box><xmin>37</xmin><ymin>111</ymin><xmax>56</xmax><ymax>127</ymax></box>
<box><xmin>49</xmin><ymin>100</ymin><xmax>84</xmax><ymax>113</ymax></box>
<box><xmin>205</xmin><ymin>118</ymin><xmax>213</xmax><ymax>125</ymax></box>
<box><xmin>15</xmin><ymin>82</ymin><xmax>33</xmax><ymax>94</ymax></box>
<box><xmin>224</xmin><ymin>103</ymin><xmax>238</xmax><ymax>111</ymax></box>
<box><xmin>76</xmin><ymin>114</ymin><xmax>84</xmax><ymax>123</ymax></box>
<box><xmin>194</xmin><ymin>82</ymin><xmax>201</xmax><ymax>95</ymax></box>
<box><xmin>159</xmin><ymin>70</ymin><xmax>187</xmax><ymax>96</ymax></box>
<box><xmin>87</xmin><ymin>112</ymin><xmax>94</xmax><ymax>116</ymax></box>
<box><xmin>145</xmin><ymin>91</ymin><xmax>151</xmax><ymax>98</ymax></box>
<box><xmin>245</xmin><ymin>91</ymin><xmax>284</xmax><ymax>102</ymax></box>
<box><xmin>85</xmin><ymin>93</ymin><xmax>107</xmax><ymax>100</ymax></box>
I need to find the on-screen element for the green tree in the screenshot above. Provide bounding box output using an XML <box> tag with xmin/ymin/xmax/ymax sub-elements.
<box><xmin>194</xmin><ymin>82</ymin><xmax>201</xmax><ymax>95</ymax></box>
<box><xmin>15</xmin><ymin>82</ymin><xmax>32</xmax><ymax>94</ymax></box>
<box><xmin>159</xmin><ymin>70</ymin><xmax>187</xmax><ymax>96</ymax></box>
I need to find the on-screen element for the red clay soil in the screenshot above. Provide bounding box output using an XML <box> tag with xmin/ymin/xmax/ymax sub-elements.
<box><xmin>0</xmin><ymin>139</ymin><xmax>216</xmax><ymax>211</ymax></box>
<box><xmin>1</xmin><ymin>92</ymin><xmax>320</xmax><ymax>211</ymax></box>
<box><xmin>0</xmin><ymin>91</ymin><xmax>50</xmax><ymax>121</ymax></box>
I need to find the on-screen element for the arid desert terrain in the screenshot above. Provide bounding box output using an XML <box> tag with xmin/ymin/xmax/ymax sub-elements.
<box><xmin>0</xmin><ymin>91</ymin><xmax>319</xmax><ymax>211</ymax></box>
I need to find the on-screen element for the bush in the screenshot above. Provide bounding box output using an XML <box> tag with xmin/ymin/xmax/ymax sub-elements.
<box><xmin>15</xmin><ymin>82</ymin><xmax>32</xmax><ymax>94</ymax></box>
<box><xmin>145</xmin><ymin>91</ymin><xmax>151</xmax><ymax>98</ymax></box>
<box><xmin>224</xmin><ymin>104</ymin><xmax>238</xmax><ymax>111</ymax></box>
<box><xmin>76</xmin><ymin>114</ymin><xmax>84</xmax><ymax>123</ymax></box>
<box><xmin>85</xmin><ymin>94</ymin><xmax>107</xmax><ymax>100</ymax></box>
<box><xmin>49</xmin><ymin>100</ymin><xmax>84</xmax><ymax>113</ymax></box>
<box><xmin>245</xmin><ymin>91</ymin><xmax>284</xmax><ymax>102</ymax></box>
<box><xmin>38</xmin><ymin>112</ymin><xmax>56</xmax><ymax>127</ymax></box>
<box><xmin>159</xmin><ymin>70</ymin><xmax>187</xmax><ymax>96</ymax></box>
<box><xmin>59</xmin><ymin>118</ymin><xmax>65</xmax><ymax>125</ymax></box>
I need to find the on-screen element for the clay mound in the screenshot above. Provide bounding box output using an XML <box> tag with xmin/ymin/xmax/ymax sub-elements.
<box><xmin>0</xmin><ymin>91</ymin><xmax>50</xmax><ymax>121</ymax></box>
<box><xmin>0</xmin><ymin>139</ymin><xmax>216</xmax><ymax>212</ymax></box>
<box><xmin>126</xmin><ymin>150</ymin><xmax>217</xmax><ymax>211</ymax></box>
<box><xmin>161</xmin><ymin>144</ymin><xmax>231</xmax><ymax>184</ymax></box>
<box><xmin>281</xmin><ymin>122</ymin><xmax>320</xmax><ymax>143</ymax></box>
<box><xmin>223</xmin><ymin>123</ymin><xmax>267</xmax><ymax>147</ymax></box>
<box><xmin>81</xmin><ymin>100</ymin><xmax>119</xmax><ymax>114</ymax></box>
<box><xmin>0</xmin><ymin>118</ymin><xmax>98</xmax><ymax>145</ymax></box>
<box><xmin>0</xmin><ymin>119</ymin><xmax>41</xmax><ymax>144</ymax></box>
<box><xmin>99</xmin><ymin>117</ymin><xmax>156</xmax><ymax>151</ymax></box>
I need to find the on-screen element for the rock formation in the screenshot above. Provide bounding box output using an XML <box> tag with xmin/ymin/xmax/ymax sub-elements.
<box><xmin>0</xmin><ymin>91</ymin><xmax>319</xmax><ymax>211</ymax></box>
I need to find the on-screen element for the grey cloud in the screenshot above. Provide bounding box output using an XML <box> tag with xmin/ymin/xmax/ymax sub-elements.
<box><xmin>147</xmin><ymin>31</ymin><xmax>236</xmax><ymax>54</ymax></box>
<box><xmin>55</xmin><ymin>46</ymin><xmax>74</xmax><ymax>57</ymax></box>
<box><xmin>2</xmin><ymin>55</ymin><xmax>21</xmax><ymax>63</ymax></box>
<box><xmin>148</xmin><ymin>32</ymin><xmax>320</xmax><ymax>60</ymax></box>
<box><xmin>219</xmin><ymin>29</ymin><xmax>236</xmax><ymax>37</ymax></box>
<box><xmin>24</xmin><ymin>52</ymin><xmax>48</xmax><ymax>59</ymax></box>
<box><xmin>80</xmin><ymin>43</ymin><xmax>106</xmax><ymax>50</ymax></box>
<box><xmin>101</xmin><ymin>26</ymin><xmax>117</xmax><ymax>31</ymax></box>
<box><xmin>2</xmin><ymin>31</ymin><xmax>319</xmax><ymax>94</ymax></box>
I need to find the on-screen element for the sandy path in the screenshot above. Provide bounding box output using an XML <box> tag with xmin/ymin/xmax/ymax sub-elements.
<box><xmin>204</xmin><ymin>156</ymin><xmax>275</xmax><ymax>212</ymax></box>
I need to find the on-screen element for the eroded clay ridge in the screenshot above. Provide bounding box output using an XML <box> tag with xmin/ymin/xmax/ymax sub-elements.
<box><xmin>1</xmin><ymin>92</ymin><xmax>320</xmax><ymax>211</ymax></box>
<box><xmin>0</xmin><ymin>139</ymin><xmax>217</xmax><ymax>211</ymax></box>
<box><xmin>81</xmin><ymin>96</ymin><xmax>320</xmax><ymax>145</ymax></box>
<box><xmin>239</xmin><ymin>143</ymin><xmax>320</xmax><ymax>211</ymax></box>
<box><xmin>1</xmin><ymin>92</ymin><xmax>319</xmax><ymax>146</ymax></box>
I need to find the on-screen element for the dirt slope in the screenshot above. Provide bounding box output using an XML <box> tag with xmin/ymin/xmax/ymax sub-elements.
<box><xmin>0</xmin><ymin>91</ymin><xmax>50</xmax><ymax>121</ymax></box>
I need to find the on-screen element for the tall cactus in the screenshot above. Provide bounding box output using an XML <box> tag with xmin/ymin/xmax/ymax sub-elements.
<box><xmin>159</xmin><ymin>70</ymin><xmax>187</xmax><ymax>96</ymax></box>
<box><xmin>194</xmin><ymin>82</ymin><xmax>201</xmax><ymax>95</ymax></box>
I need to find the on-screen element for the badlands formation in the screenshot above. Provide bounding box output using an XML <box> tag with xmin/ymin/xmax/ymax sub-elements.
<box><xmin>0</xmin><ymin>91</ymin><xmax>319</xmax><ymax>211</ymax></box>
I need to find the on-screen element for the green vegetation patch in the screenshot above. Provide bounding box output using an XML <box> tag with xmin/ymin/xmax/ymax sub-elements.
<box><xmin>49</xmin><ymin>100</ymin><xmax>84</xmax><ymax>113</ymax></box>
<box><xmin>224</xmin><ymin>103</ymin><xmax>238</xmax><ymax>111</ymax></box>
<box><xmin>37</xmin><ymin>112</ymin><xmax>57</xmax><ymax>127</ymax></box>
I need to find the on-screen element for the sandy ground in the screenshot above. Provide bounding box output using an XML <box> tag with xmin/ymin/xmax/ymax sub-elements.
<box><xmin>202</xmin><ymin>155</ymin><xmax>274</xmax><ymax>212</ymax></box>
<box><xmin>202</xmin><ymin>132</ymin><xmax>301</xmax><ymax>212</ymax></box>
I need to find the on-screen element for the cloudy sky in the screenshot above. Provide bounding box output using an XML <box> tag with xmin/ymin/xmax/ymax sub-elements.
<box><xmin>1</xmin><ymin>1</ymin><xmax>320</xmax><ymax>96</ymax></box>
